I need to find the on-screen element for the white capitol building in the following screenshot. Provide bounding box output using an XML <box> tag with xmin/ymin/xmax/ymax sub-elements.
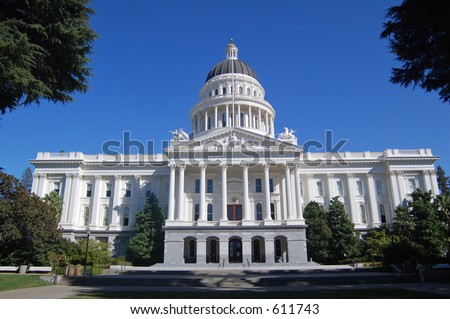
<box><xmin>31</xmin><ymin>40</ymin><xmax>439</xmax><ymax>267</ymax></box>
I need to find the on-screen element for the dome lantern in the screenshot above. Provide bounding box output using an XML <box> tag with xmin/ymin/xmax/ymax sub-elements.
<box><xmin>226</xmin><ymin>39</ymin><xmax>238</xmax><ymax>60</ymax></box>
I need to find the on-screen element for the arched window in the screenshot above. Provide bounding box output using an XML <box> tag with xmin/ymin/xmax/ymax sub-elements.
<box><xmin>253</xmin><ymin>90</ymin><xmax>257</xmax><ymax>96</ymax></box>
<box><xmin>189</xmin><ymin>240</ymin><xmax>196</xmax><ymax>258</ymax></box>
<box><xmin>359</xmin><ymin>204</ymin><xmax>367</xmax><ymax>224</ymax></box>
<box><xmin>194</xmin><ymin>204</ymin><xmax>200</xmax><ymax>221</ymax></box>
<box><xmin>239</xmin><ymin>86</ymin><xmax>243</xmax><ymax>94</ymax></box>
<box><xmin>229</xmin><ymin>112</ymin><xmax>234</xmax><ymax>126</ymax></box>
<box><xmin>240</xmin><ymin>113</ymin><xmax>244</xmax><ymax>126</ymax></box>
<box><xmin>222</xmin><ymin>87</ymin><xmax>226</xmax><ymax>95</ymax></box>
<box><xmin>256</xmin><ymin>203</ymin><xmax>263</xmax><ymax>220</ymax></box>
<box><xmin>83</xmin><ymin>207</ymin><xmax>90</xmax><ymax>226</ymax></box>
<box><xmin>207</xmin><ymin>203</ymin><xmax>213</xmax><ymax>221</ymax></box>
<box><xmin>207</xmin><ymin>116</ymin><xmax>212</xmax><ymax>130</ymax></box>
<box><xmin>247</xmin><ymin>88</ymin><xmax>250</xmax><ymax>95</ymax></box>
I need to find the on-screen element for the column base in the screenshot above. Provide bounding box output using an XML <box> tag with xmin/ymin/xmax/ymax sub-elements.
<box><xmin>219</xmin><ymin>219</ymin><xmax>230</xmax><ymax>226</ymax></box>
<box><xmin>286</xmin><ymin>219</ymin><xmax>306</xmax><ymax>226</ymax></box>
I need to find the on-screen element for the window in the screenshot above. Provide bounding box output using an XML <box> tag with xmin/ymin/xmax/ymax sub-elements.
<box><xmin>83</xmin><ymin>207</ymin><xmax>90</xmax><ymax>226</ymax></box>
<box><xmin>146</xmin><ymin>182</ymin><xmax>152</xmax><ymax>197</ymax></box>
<box><xmin>356</xmin><ymin>180</ymin><xmax>364</xmax><ymax>196</ymax></box>
<box><xmin>53</xmin><ymin>182</ymin><xmax>60</xmax><ymax>195</ymax></box>
<box><xmin>103</xmin><ymin>207</ymin><xmax>109</xmax><ymax>226</ymax></box>
<box><xmin>229</xmin><ymin>112</ymin><xmax>234</xmax><ymax>126</ymax></box>
<box><xmin>316</xmin><ymin>181</ymin><xmax>324</xmax><ymax>196</ymax></box>
<box><xmin>271</xmin><ymin>202</ymin><xmax>276</xmax><ymax>220</ymax></box>
<box><xmin>207</xmin><ymin>116</ymin><xmax>212</xmax><ymax>129</ymax></box>
<box><xmin>189</xmin><ymin>240</ymin><xmax>196</xmax><ymax>259</ymax></box>
<box><xmin>125</xmin><ymin>182</ymin><xmax>131</xmax><ymax>197</ymax></box>
<box><xmin>359</xmin><ymin>204</ymin><xmax>367</xmax><ymax>224</ymax></box>
<box><xmin>105</xmin><ymin>183</ymin><xmax>112</xmax><ymax>197</ymax></box>
<box><xmin>247</xmin><ymin>88</ymin><xmax>250</xmax><ymax>95</ymax></box>
<box><xmin>336</xmin><ymin>181</ymin><xmax>344</xmax><ymax>196</ymax></box>
<box><xmin>214</xmin><ymin>88</ymin><xmax>218</xmax><ymax>96</ymax></box>
<box><xmin>207</xmin><ymin>179</ymin><xmax>213</xmax><ymax>193</ymax></box>
<box><xmin>269</xmin><ymin>178</ymin><xmax>274</xmax><ymax>193</ymax></box>
<box><xmin>208</xmin><ymin>91</ymin><xmax>211</xmax><ymax>97</ymax></box>
<box><xmin>239</xmin><ymin>86</ymin><xmax>243</xmax><ymax>94</ymax></box>
<box><xmin>256</xmin><ymin>203</ymin><xmax>263</xmax><ymax>220</ymax></box>
<box><xmin>407</xmin><ymin>178</ymin><xmax>417</xmax><ymax>193</ymax></box>
<box><xmin>122</xmin><ymin>207</ymin><xmax>129</xmax><ymax>226</ymax></box>
<box><xmin>222</xmin><ymin>87</ymin><xmax>226</xmax><ymax>94</ymax></box>
<box><xmin>379</xmin><ymin>204</ymin><xmax>386</xmax><ymax>223</ymax></box>
<box><xmin>222</xmin><ymin>113</ymin><xmax>226</xmax><ymax>127</ymax></box>
<box><xmin>227</xmin><ymin>205</ymin><xmax>242</xmax><ymax>221</ymax></box>
<box><xmin>195</xmin><ymin>179</ymin><xmax>200</xmax><ymax>193</ymax></box>
<box><xmin>376</xmin><ymin>181</ymin><xmax>383</xmax><ymax>196</ymax></box>
<box><xmin>240</xmin><ymin>113</ymin><xmax>244</xmax><ymax>126</ymax></box>
<box><xmin>254</xmin><ymin>116</ymin><xmax>258</xmax><ymax>129</ymax></box>
<box><xmin>86</xmin><ymin>183</ymin><xmax>92</xmax><ymax>197</ymax></box>
<box><xmin>255</xmin><ymin>178</ymin><xmax>262</xmax><ymax>193</ymax></box>
<box><xmin>194</xmin><ymin>204</ymin><xmax>199</xmax><ymax>221</ymax></box>
<box><xmin>253</xmin><ymin>90</ymin><xmax>257</xmax><ymax>96</ymax></box>
<box><xmin>207</xmin><ymin>204</ymin><xmax>213</xmax><ymax>221</ymax></box>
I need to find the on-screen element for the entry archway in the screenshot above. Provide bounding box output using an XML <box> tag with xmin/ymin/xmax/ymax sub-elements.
<box><xmin>274</xmin><ymin>236</ymin><xmax>288</xmax><ymax>263</ymax></box>
<box><xmin>183</xmin><ymin>237</ymin><xmax>197</xmax><ymax>264</ymax></box>
<box><xmin>206</xmin><ymin>237</ymin><xmax>219</xmax><ymax>263</ymax></box>
<box><xmin>228</xmin><ymin>237</ymin><xmax>242</xmax><ymax>263</ymax></box>
<box><xmin>252</xmin><ymin>236</ymin><xmax>266</xmax><ymax>263</ymax></box>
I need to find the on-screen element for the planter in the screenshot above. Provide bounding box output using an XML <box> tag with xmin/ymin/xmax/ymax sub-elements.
<box><xmin>75</xmin><ymin>265</ymin><xmax>83</xmax><ymax>276</ymax></box>
<box><xmin>19</xmin><ymin>265</ymin><xmax>27</xmax><ymax>274</ymax></box>
<box><xmin>67</xmin><ymin>265</ymin><xmax>75</xmax><ymax>276</ymax></box>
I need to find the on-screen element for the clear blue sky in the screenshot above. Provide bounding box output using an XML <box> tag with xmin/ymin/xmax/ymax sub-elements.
<box><xmin>1</xmin><ymin>0</ymin><xmax>449</xmax><ymax>179</ymax></box>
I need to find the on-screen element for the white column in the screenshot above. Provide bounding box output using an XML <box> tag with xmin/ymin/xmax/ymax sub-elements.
<box><xmin>204</xmin><ymin>110</ymin><xmax>208</xmax><ymax>130</ymax></box>
<box><xmin>226</xmin><ymin>105</ymin><xmax>229</xmax><ymax>127</ymax></box>
<box><xmin>388</xmin><ymin>171</ymin><xmax>400</xmax><ymax>207</ymax></box>
<box><xmin>290</xmin><ymin>169</ymin><xmax>297</xmax><ymax>218</ymax></box>
<box><xmin>237</xmin><ymin>104</ymin><xmax>241</xmax><ymax>127</ymax></box>
<box><xmin>249</xmin><ymin>106</ymin><xmax>252</xmax><ymax>128</ymax></box>
<box><xmin>67</xmin><ymin>173</ymin><xmax>81</xmax><ymax>225</ymax></box>
<box><xmin>131</xmin><ymin>175</ymin><xmax>140</xmax><ymax>226</ymax></box>
<box><xmin>37</xmin><ymin>173</ymin><xmax>46</xmax><ymax>196</ymax></box>
<box><xmin>396</xmin><ymin>171</ymin><xmax>406</xmax><ymax>204</ymax></box>
<box><xmin>167</xmin><ymin>164</ymin><xmax>176</xmax><ymax>221</ymax></box>
<box><xmin>242</xmin><ymin>164</ymin><xmax>250</xmax><ymax>221</ymax></box>
<box><xmin>271</xmin><ymin>117</ymin><xmax>275</xmax><ymax>137</ymax></box>
<box><xmin>423</xmin><ymin>170</ymin><xmax>432</xmax><ymax>192</ymax></box>
<box><xmin>284</xmin><ymin>165</ymin><xmax>293</xmax><ymax>220</ymax></box>
<box><xmin>280</xmin><ymin>173</ymin><xmax>287</xmax><ymax>220</ymax></box>
<box><xmin>264</xmin><ymin>164</ymin><xmax>272</xmax><ymax>220</ymax></box>
<box><xmin>306</xmin><ymin>174</ymin><xmax>315</xmax><ymax>204</ymax></box>
<box><xmin>31</xmin><ymin>173</ymin><xmax>40</xmax><ymax>194</ymax></box>
<box><xmin>366</xmin><ymin>173</ymin><xmax>381</xmax><ymax>226</ymax></box>
<box><xmin>89</xmin><ymin>175</ymin><xmax>102</xmax><ymax>227</ymax></box>
<box><xmin>176</xmin><ymin>166</ymin><xmax>185</xmax><ymax>221</ymax></box>
<box><xmin>346</xmin><ymin>173</ymin><xmax>358</xmax><ymax>223</ymax></box>
<box><xmin>60</xmin><ymin>174</ymin><xmax>72</xmax><ymax>224</ymax></box>
<box><xmin>214</xmin><ymin>106</ymin><xmax>218</xmax><ymax>129</ymax></box>
<box><xmin>258</xmin><ymin>108</ymin><xmax>261</xmax><ymax>130</ymax></box>
<box><xmin>111</xmin><ymin>175</ymin><xmax>121</xmax><ymax>227</ymax></box>
<box><xmin>265</xmin><ymin>111</ymin><xmax>269</xmax><ymax>133</ymax></box>
<box><xmin>326</xmin><ymin>173</ymin><xmax>334</xmax><ymax>202</ymax></box>
<box><xmin>197</xmin><ymin>112</ymin><xmax>201</xmax><ymax>132</ymax></box>
<box><xmin>199</xmin><ymin>164</ymin><xmax>206</xmax><ymax>221</ymax></box>
<box><xmin>294</xmin><ymin>166</ymin><xmax>303</xmax><ymax>220</ymax></box>
<box><xmin>221</xmin><ymin>164</ymin><xmax>228</xmax><ymax>221</ymax></box>
<box><xmin>429</xmin><ymin>169</ymin><xmax>439</xmax><ymax>196</ymax></box>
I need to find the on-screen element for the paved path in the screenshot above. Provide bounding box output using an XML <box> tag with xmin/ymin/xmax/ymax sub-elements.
<box><xmin>1</xmin><ymin>281</ymin><xmax>449</xmax><ymax>299</ymax></box>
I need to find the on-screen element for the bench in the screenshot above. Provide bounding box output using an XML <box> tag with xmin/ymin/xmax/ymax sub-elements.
<box><xmin>0</xmin><ymin>266</ymin><xmax>19</xmax><ymax>273</ymax></box>
<box><xmin>27</xmin><ymin>266</ymin><xmax>53</xmax><ymax>273</ymax></box>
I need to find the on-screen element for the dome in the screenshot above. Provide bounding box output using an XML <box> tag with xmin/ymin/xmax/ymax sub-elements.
<box><xmin>205</xmin><ymin>39</ymin><xmax>258</xmax><ymax>82</ymax></box>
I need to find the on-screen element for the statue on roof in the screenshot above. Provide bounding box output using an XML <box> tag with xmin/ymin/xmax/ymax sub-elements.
<box><xmin>278</xmin><ymin>127</ymin><xmax>297</xmax><ymax>141</ymax></box>
<box><xmin>170</xmin><ymin>128</ymin><xmax>189</xmax><ymax>141</ymax></box>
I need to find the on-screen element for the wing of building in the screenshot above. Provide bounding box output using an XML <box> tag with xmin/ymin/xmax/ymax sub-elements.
<box><xmin>31</xmin><ymin>40</ymin><xmax>440</xmax><ymax>267</ymax></box>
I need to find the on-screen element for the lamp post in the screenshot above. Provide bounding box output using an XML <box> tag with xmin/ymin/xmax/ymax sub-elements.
<box><xmin>84</xmin><ymin>229</ymin><xmax>91</xmax><ymax>280</ymax></box>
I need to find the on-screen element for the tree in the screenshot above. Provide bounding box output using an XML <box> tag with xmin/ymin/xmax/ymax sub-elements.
<box><xmin>0</xmin><ymin>170</ymin><xmax>62</xmax><ymax>265</ymax></box>
<box><xmin>303</xmin><ymin>201</ymin><xmax>332</xmax><ymax>263</ymax></box>
<box><xmin>326</xmin><ymin>197</ymin><xmax>361</xmax><ymax>263</ymax></box>
<box><xmin>127</xmin><ymin>193</ymin><xmax>165</xmax><ymax>266</ymax></box>
<box><xmin>436</xmin><ymin>166</ymin><xmax>449</xmax><ymax>194</ymax></box>
<box><xmin>381</xmin><ymin>0</ymin><xmax>450</xmax><ymax>103</ymax></box>
<box><xmin>43</xmin><ymin>191</ymin><xmax>63</xmax><ymax>220</ymax></box>
<box><xmin>20</xmin><ymin>167</ymin><xmax>33</xmax><ymax>193</ymax></box>
<box><xmin>0</xmin><ymin>0</ymin><xmax>97</xmax><ymax>114</ymax></box>
<box><xmin>364</xmin><ymin>225</ymin><xmax>392</xmax><ymax>263</ymax></box>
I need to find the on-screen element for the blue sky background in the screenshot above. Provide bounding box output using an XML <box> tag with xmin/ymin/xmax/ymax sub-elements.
<box><xmin>1</xmin><ymin>0</ymin><xmax>449</xmax><ymax>179</ymax></box>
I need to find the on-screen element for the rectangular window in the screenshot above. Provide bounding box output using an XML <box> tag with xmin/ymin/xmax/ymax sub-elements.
<box><xmin>336</xmin><ymin>181</ymin><xmax>344</xmax><ymax>196</ymax></box>
<box><xmin>53</xmin><ymin>182</ymin><xmax>60</xmax><ymax>195</ymax></box>
<box><xmin>122</xmin><ymin>208</ymin><xmax>130</xmax><ymax>226</ymax></box>
<box><xmin>379</xmin><ymin>204</ymin><xmax>386</xmax><ymax>223</ymax></box>
<box><xmin>227</xmin><ymin>205</ymin><xmax>242</xmax><ymax>221</ymax></box>
<box><xmin>195</xmin><ymin>179</ymin><xmax>200</xmax><ymax>193</ymax></box>
<box><xmin>376</xmin><ymin>181</ymin><xmax>383</xmax><ymax>196</ymax></box>
<box><xmin>316</xmin><ymin>181</ymin><xmax>324</xmax><ymax>196</ymax></box>
<box><xmin>255</xmin><ymin>178</ymin><xmax>262</xmax><ymax>193</ymax></box>
<box><xmin>103</xmin><ymin>207</ymin><xmax>109</xmax><ymax>226</ymax></box>
<box><xmin>194</xmin><ymin>204</ymin><xmax>199</xmax><ymax>221</ymax></box>
<box><xmin>356</xmin><ymin>180</ymin><xmax>364</xmax><ymax>196</ymax></box>
<box><xmin>300</xmin><ymin>182</ymin><xmax>303</xmax><ymax>197</ymax></box>
<box><xmin>86</xmin><ymin>183</ymin><xmax>92</xmax><ymax>197</ymax></box>
<box><xmin>269</xmin><ymin>178</ymin><xmax>274</xmax><ymax>193</ymax></box>
<box><xmin>207</xmin><ymin>179</ymin><xmax>213</xmax><ymax>193</ymax></box>
<box><xmin>125</xmin><ymin>183</ymin><xmax>131</xmax><ymax>197</ymax></box>
<box><xmin>407</xmin><ymin>178</ymin><xmax>417</xmax><ymax>193</ymax></box>
<box><xmin>106</xmin><ymin>183</ymin><xmax>112</xmax><ymax>197</ymax></box>
<box><xmin>222</xmin><ymin>87</ymin><xmax>226</xmax><ymax>94</ymax></box>
<box><xmin>207</xmin><ymin>204</ymin><xmax>213</xmax><ymax>221</ymax></box>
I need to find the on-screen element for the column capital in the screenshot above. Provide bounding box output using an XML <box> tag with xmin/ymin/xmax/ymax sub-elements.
<box><xmin>347</xmin><ymin>173</ymin><xmax>354</xmax><ymax>178</ymax></box>
<box><xmin>263</xmin><ymin>163</ymin><xmax>270</xmax><ymax>170</ymax></box>
<box><xmin>134</xmin><ymin>175</ymin><xmax>141</xmax><ymax>181</ymax></box>
<box><xmin>199</xmin><ymin>163</ymin><xmax>207</xmax><ymax>170</ymax></box>
<box><xmin>327</xmin><ymin>173</ymin><xmax>335</xmax><ymax>178</ymax></box>
<box><xmin>65</xmin><ymin>173</ymin><xmax>74</xmax><ymax>178</ymax></box>
<box><xmin>177</xmin><ymin>164</ymin><xmax>186</xmax><ymax>171</ymax></box>
<box><xmin>168</xmin><ymin>163</ymin><xmax>177</xmax><ymax>170</ymax></box>
<box><xmin>95</xmin><ymin>175</ymin><xmax>102</xmax><ymax>180</ymax></box>
<box><xmin>72</xmin><ymin>173</ymin><xmax>81</xmax><ymax>179</ymax></box>
<box><xmin>114</xmin><ymin>175</ymin><xmax>121</xmax><ymax>180</ymax></box>
<box><xmin>366</xmin><ymin>173</ymin><xmax>374</xmax><ymax>178</ymax></box>
<box><xmin>220</xmin><ymin>163</ymin><xmax>228</xmax><ymax>170</ymax></box>
<box><xmin>307</xmin><ymin>173</ymin><xmax>315</xmax><ymax>178</ymax></box>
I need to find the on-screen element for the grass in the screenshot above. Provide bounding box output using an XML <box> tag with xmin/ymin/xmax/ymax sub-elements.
<box><xmin>70</xmin><ymin>289</ymin><xmax>444</xmax><ymax>299</ymax></box>
<box><xmin>0</xmin><ymin>274</ymin><xmax>52</xmax><ymax>292</ymax></box>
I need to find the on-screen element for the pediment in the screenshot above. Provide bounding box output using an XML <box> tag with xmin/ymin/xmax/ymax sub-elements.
<box><xmin>166</xmin><ymin>127</ymin><xmax>303</xmax><ymax>155</ymax></box>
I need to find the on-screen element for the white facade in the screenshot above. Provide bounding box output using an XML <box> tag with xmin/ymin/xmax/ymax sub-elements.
<box><xmin>31</xmin><ymin>41</ymin><xmax>440</xmax><ymax>267</ymax></box>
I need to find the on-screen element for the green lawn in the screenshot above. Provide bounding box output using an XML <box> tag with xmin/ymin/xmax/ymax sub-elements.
<box><xmin>71</xmin><ymin>289</ymin><xmax>444</xmax><ymax>299</ymax></box>
<box><xmin>0</xmin><ymin>274</ymin><xmax>52</xmax><ymax>292</ymax></box>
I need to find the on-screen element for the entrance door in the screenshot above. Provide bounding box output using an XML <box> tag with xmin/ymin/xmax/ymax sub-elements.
<box><xmin>253</xmin><ymin>239</ymin><xmax>261</xmax><ymax>263</ymax></box>
<box><xmin>209</xmin><ymin>239</ymin><xmax>218</xmax><ymax>263</ymax></box>
<box><xmin>229</xmin><ymin>238</ymin><xmax>242</xmax><ymax>263</ymax></box>
<box><xmin>227</xmin><ymin>205</ymin><xmax>242</xmax><ymax>221</ymax></box>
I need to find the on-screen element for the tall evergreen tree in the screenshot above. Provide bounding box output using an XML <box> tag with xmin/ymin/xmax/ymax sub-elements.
<box><xmin>326</xmin><ymin>197</ymin><xmax>361</xmax><ymax>263</ymax></box>
<box><xmin>127</xmin><ymin>193</ymin><xmax>165</xmax><ymax>266</ymax></box>
<box><xmin>303</xmin><ymin>201</ymin><xmax>332</xmax><ymax>263</ymax></box>
<box><xmin>436</xmin><ymin>166</ymin><xmax>449</xmax><ymax>194</ymax></box>
<box><xmin>0</xmin><ymin>0</ymin><xmax>97</xmax><ymax>114</ymax></box>
<box><xmin>20</xmin><ymin>167</ymin><xmax>33</xmax><ymax>193</ymax></box>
